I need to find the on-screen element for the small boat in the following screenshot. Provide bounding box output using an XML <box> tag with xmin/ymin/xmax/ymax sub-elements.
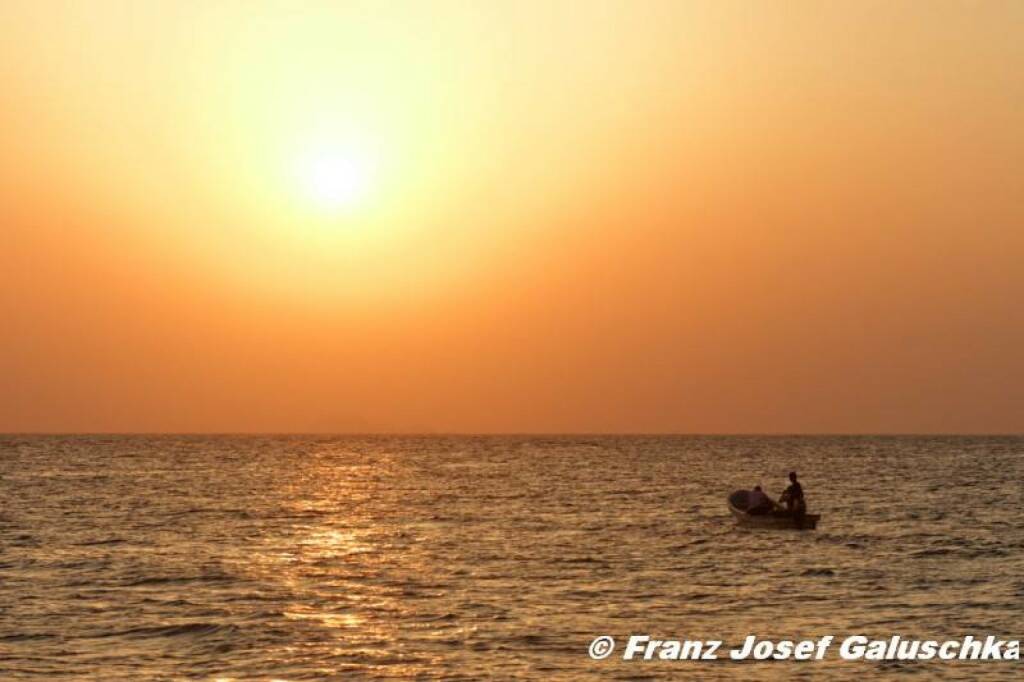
<box><xmin>728</xmin><ymin>490</ymin><xmax>820</xmax><ymax>530</ymax></box>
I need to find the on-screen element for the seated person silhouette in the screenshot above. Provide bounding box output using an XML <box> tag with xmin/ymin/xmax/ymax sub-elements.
<box><xmin>747</xmin><ymin>485</ymin><xmax>775</xmax><ymax>515</ymax></box>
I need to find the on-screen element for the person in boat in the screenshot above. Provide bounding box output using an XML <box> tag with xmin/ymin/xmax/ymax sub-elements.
<box><xmin>778</xmin><ymin>471</ymin><xmax>806</xmax><ymax>520</ymax></box>
<box><xmin>746</xmin><ymin>485</ymin><xmax>776</xmax><ymax>515</ymax></box>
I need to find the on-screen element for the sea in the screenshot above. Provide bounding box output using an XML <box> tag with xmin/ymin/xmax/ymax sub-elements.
<box><xmin>1</xmin><ymin>435</ymin><xmax>1022</xmax><ymax>680</ymax></box>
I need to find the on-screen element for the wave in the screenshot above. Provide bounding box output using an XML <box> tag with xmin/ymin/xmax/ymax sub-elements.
<box><xmin>102</xmin><ymin>622</ymin><xmax>236</xmax><ymax>639</ymax></box>
<box><xmin>122</xmin><ymin>573</ymin><xmax>235</xmax><ymax>587</ymax></box>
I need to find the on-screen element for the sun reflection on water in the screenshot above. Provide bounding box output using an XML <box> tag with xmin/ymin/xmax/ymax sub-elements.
<box><xmin>283</xmin><ymin>608</ymin><xmax>364</xmax><ymax>630</ymax></box>
<box><xmin>225</xmin><ymin>446</ymin><xmax>447</xmax><ymax>677</ymax></box>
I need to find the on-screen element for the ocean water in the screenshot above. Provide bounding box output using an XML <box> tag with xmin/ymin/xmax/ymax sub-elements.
<box><xmin>1</xmin><ymin>435</ymin><xmax>1022</xmax><ymax>680</ymax></box>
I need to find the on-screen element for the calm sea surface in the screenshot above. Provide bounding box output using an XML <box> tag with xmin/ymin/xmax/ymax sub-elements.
<box><xmin>1</xmin><ymin>435</ymin><xmax>1022</xmax><ymax>680</ymax></box>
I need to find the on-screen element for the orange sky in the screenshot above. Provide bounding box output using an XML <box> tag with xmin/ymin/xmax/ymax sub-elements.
<box><xmin>2</xmin><ymin>1</ymin><xmax>1022</xmax><ymax>433</ymax></box>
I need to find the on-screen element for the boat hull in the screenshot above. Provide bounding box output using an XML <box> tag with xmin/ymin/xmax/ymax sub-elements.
<box><xmin>728</xmin><ymin>490</ymin><xmax>819</xmax><ymax>530</ymax></box>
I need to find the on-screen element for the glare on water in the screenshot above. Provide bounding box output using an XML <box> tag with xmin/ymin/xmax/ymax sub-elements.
<box><xmin>1</xmin><ymin>435</ymin><xmax>1022</xmax><ymax>679</ymax></box>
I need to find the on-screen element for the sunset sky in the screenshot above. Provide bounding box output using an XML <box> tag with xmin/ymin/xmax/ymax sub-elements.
<box><xmin>2</xmin><ymin>1</ymin><xmax>1022</xmax><ymax>433</ymax></box>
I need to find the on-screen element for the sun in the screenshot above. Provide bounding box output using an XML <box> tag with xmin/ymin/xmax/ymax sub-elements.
<box><xmin>297</xmin><ymin>144</ymin><xmax>375</xmax><ymax>208</ymax></box>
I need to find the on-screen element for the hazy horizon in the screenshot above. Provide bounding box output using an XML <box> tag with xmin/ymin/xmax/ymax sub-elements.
<box><xmin>3</xmin><ymin>1</ymin><xmax>1023</xmax><ymax>434</ymax></box>
<box><xmin>4</xmin><ymin>431</ymin><xmax>1022</xmax><ymax>437</ymax></box>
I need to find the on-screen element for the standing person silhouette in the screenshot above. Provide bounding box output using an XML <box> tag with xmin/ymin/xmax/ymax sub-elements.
<box><xmin>779</xmin><ymin>471</ymin><xmax>806</xmax><ymax>526</ymax></box>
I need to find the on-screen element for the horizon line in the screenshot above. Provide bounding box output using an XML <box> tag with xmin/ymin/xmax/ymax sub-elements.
<box><xmin>2</xmin><ymin>431</ymin><xmax>1022</xmax><ymax>438</ymax></box>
